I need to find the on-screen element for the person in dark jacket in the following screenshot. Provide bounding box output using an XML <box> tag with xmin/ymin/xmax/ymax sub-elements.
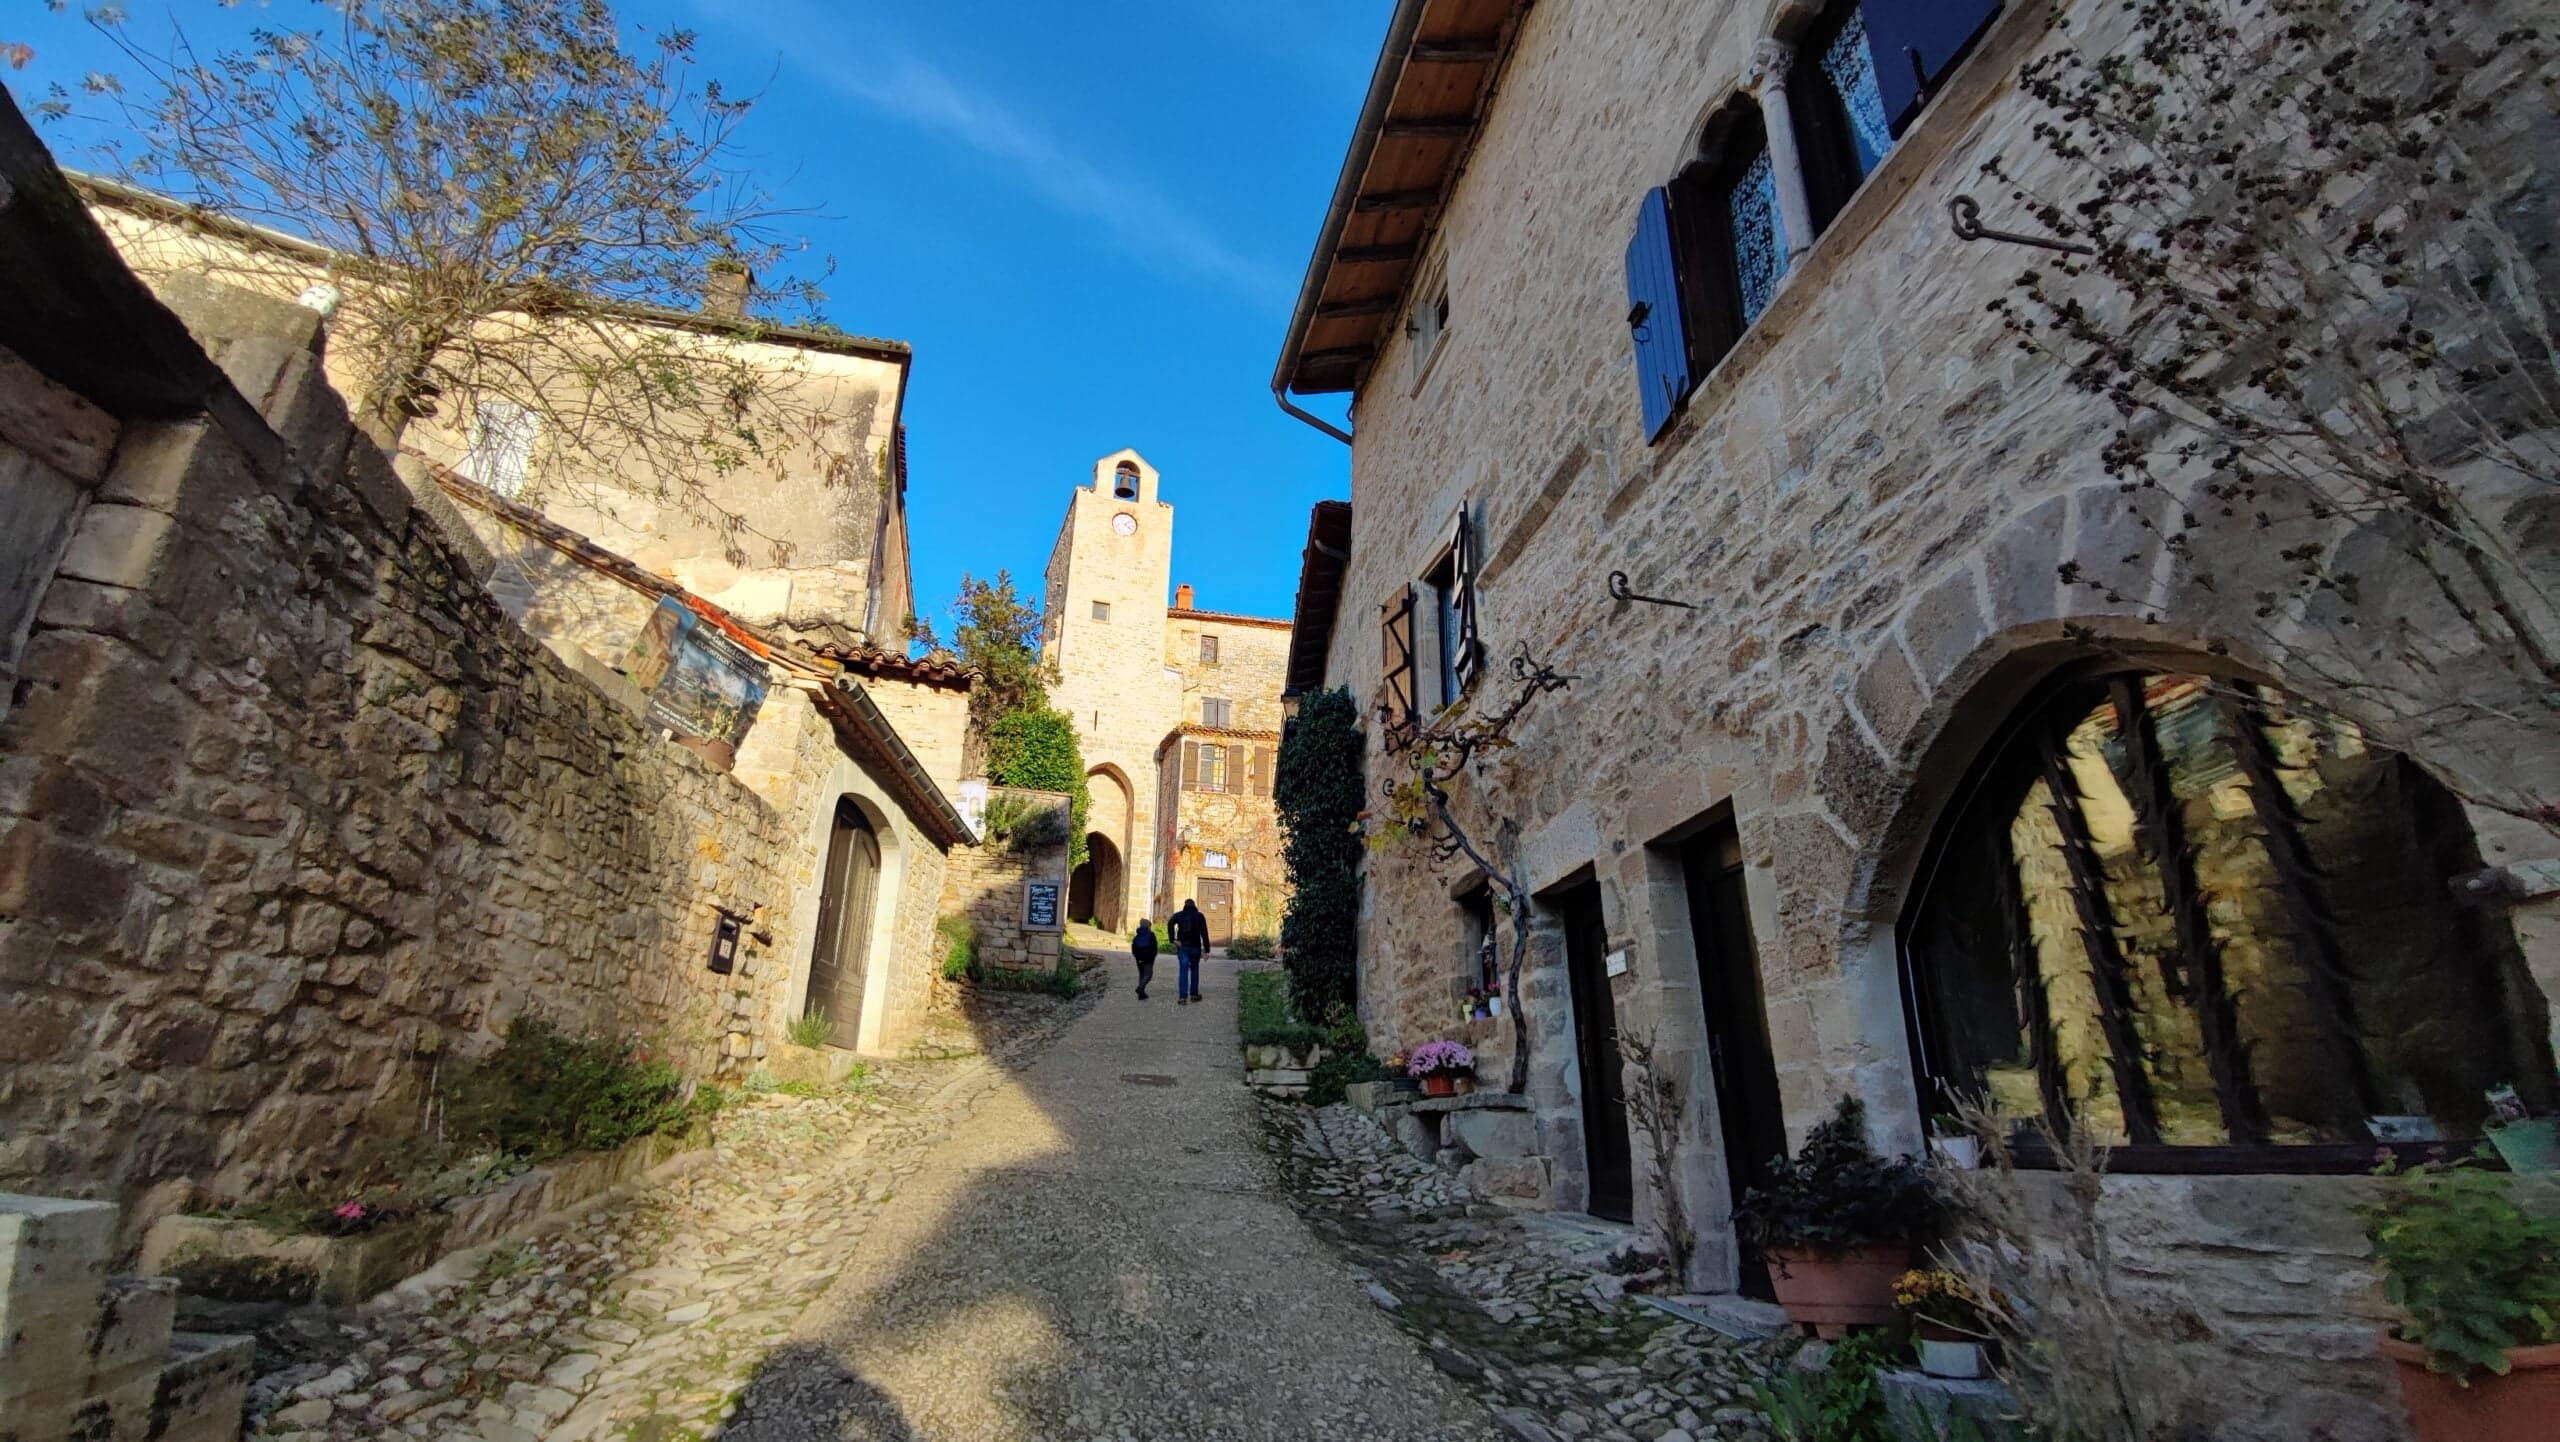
<box><xmin>1130</xmin><ymin>919</ymin><xmax>1158</xmax><ymax>1000</ymax></box>
<box><xmin>1169</xmin><ymin>899</ymin><xmax>1209</xmax><ymax>1004</ymax></box>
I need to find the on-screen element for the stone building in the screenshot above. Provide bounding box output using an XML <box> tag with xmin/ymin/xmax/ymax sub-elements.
<box><xmin>1039</xmin><ymin>450</ymin><xmax>1293</xmax><ymax>941</ymax></box>
<box><xmin>1273</xmin><ymin>1</ymin><xmax>2560</xmax><ymax>1437</ymax></box>
<box><xmin>0</xmin><ymin>97</ymin><xmax>972</xmax><ymax>1232</ymax></box>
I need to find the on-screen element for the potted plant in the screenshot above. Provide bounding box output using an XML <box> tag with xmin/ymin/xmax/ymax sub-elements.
<box><xmin>1408</xmin><ymin>1041</ymin><xmax>1476</xmax><ymax>1098</ymax></box>
<box><xmin>1895</xmin><ymin>1268</ymin><xmax>1995</xmax><ymax>1379</ymax></box>
<box><xmin>1732</xmin><ymin>1097</ymin><xmax>1938</xmax><ymax>1336</ymax></box>
<box><xmin>2364</xmin><ymin>1158</ymin><xmax>2560</xmax><ymax>1442</ymax></box>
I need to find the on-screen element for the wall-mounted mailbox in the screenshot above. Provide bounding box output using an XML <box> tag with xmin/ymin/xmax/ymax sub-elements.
<box><xmin>707</xmin><ymin>911</ymin><xmax>744</xmax><ymax>974</ymax></box>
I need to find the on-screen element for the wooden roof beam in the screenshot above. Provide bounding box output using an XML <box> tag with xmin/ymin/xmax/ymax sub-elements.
<box><xmin>1315</xmin><ymin>296</ymin><xmax>1399</xmax><ymax>319</ymax></box>
<box><xmin>1409</xmin><ymin>40</ymin><xmax>1500</xmax><ymax>63</ymax></box>
<box><xmin>1354</xmin><ymin>187</ymin><xmax>1444</xmax><ymax>213</ymax></box>
<box><xmin>1380</xmin><ymin>117</ymin><xmax>1477</xmax><ymax>139</ymax></box>
<box><xmin>1299</xmin><ymin>345</ymin><xmax>1376</xmax><ymax>367</ymax></box>
<box><xmin>1335</xmin><ymin>243</ymin><xmax>1418</xmax><ymax>265</ymax></box>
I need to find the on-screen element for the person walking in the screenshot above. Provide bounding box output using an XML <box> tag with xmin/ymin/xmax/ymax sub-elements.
<box><xmin>1170</xmin><ymin>898</ymin><xmax>1209</xmax><ymax>1005</ymax></box>
<box><xmin>1130</xmin><ymin>918</ymin><xmax>1159</xmax><ymax>1001</ymax></box>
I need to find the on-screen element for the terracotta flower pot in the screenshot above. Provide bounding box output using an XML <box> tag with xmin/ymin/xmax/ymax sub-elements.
<box><xmin>1763</xmin><ymin>1244</ymin><xmax>1909</xmax><ymax>1338</ymax></box>
<box><xmin>2381</xmin><ymin>1336</ymin><xmax>2560</xmax><ymax>1442</ymax></box>
<box><xmin>1422</xmin><ymin>1073</ymin><xmax>1458</xmax><ymax>1097</ymax></box>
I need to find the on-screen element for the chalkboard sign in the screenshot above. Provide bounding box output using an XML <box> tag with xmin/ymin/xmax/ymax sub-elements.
<box><xmin>1024</xmin><ymin>881</ymin><xmax>1062</xmax><ymax>930</ymax></box>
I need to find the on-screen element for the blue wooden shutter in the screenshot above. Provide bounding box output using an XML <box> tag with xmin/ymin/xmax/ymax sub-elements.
<box><xmin>1863</xmin><ymin>0</ymin><xmax>2002</xmax><ymax>136</ymax></box>
<box><xmin>1624</xmin><ymin>187</ymin><xmax>1691</xmax><ymax>443</ymax></box>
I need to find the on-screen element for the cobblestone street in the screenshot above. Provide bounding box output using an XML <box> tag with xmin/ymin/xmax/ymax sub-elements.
<box><xmin>231</xmin><ymin>959</ymin><xmax>1517</xmax><ymax>1441</ymax></box>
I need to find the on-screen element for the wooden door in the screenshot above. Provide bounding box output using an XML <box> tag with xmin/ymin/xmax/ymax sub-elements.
<box><xmin>1681</xmin><ymin>822</ymin><xmax>1789</xmax><ymax>1300</ymax></box>
<box><xmin>1562</xmin><ymin>881</ymin><xmax>1635</xmax><ymax>1221</ymax></box>
<box><xmin>803</xmin><ymin>799</ymin><xmax>881</xmax><ymax>1049</ymax></box>
<box><xmin>1196</xmin><ymin>877</ymin><xmax>1235</xmax><ymax>946</ymax></box>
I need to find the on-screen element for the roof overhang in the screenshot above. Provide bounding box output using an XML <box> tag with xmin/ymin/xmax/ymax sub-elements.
<box><xmin>1284</xmin><ymin>500</ymin><xmax>1354</xmax><ymax>697</ymax></box>
<box><xmin>1272</xmin><ymin>0</ymin><xmax>1531</xmax><ymax>404</ymax></box>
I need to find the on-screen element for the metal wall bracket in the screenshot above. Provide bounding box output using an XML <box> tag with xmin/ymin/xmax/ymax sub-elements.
<box><xmin>1607</xmin><ymin>570</ymin><xmax>1696</xmax><ymax>610</ymax></box>
<box><xmin>1949</xmin><ymin>194</ymin><xmax>2094</xmax><ymax>256</ymax></box>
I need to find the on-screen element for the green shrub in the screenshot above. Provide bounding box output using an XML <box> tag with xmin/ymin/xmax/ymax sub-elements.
<box><xmin>784</xmin><ymin>1010</ymin><xmax>832</xmax><ymax>1048</ymax></box>
<box><xmin>2366</xmin><ymin>1158</ymin><xmax>2560</xmax><ymax>1377</ymax></box>
<box><xmin>1275</xmin><ymin>687</ymin><xmax>1363</xmax><ymax>1020</ymax></box>
<box><xmin>1752</xmin><ymin>1333</ymin><xmax>1894</xmax><ymax>1442</ymax></box>
<box><xmin>985</xmin><ymin>707</ymin><xmax>1092</xmax><ymax>866</ymax></box>
<box><xmin>438</xmin><ymin>1016</ymin><xmax>692</xmax><ymax>1164</ymax></box>
<box><xmin>1733</xmin><ymin>1097</ymin><xmax>1938</xmax><ymax>1256</ymax></box>
<box><xmin>1305</xmin><ymin>1049</ymin><xmax>1385</xmax><ymax>1107</ymax></box>
<box><xmin>1238</xmin><ymin>970</ymin><xmax>1320</xmax><ymax>1050</ymax></box>
<box><xmin>936</xmin><ymin>914</ymin><xmax>979</xmax><ymax>982</ymax></box>
<box><xmin>1226</xmin><ymin>933</ymin><xmax>1277</xmax><ymax>961</ymax></box>
<box><xmin>980</xmin><ymin>791</ymin><xmax>1070</xmax><ymax>853</ymax></box>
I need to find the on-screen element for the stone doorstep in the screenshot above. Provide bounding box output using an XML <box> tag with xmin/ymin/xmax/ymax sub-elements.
<box><xmin>1639</xmin><ymin>1292</ymin><xmax>1791</xmax><ymax>1342</ymax></box>
<box><xmin>139</xmin><ymin>1123</ymin><xmax>715</xmax><ymax>1308</ymax></box>
<box><xmin>764</xmin><ymin>1042</ymin><xmax>864</xmax><ymax>1089</ymax></box>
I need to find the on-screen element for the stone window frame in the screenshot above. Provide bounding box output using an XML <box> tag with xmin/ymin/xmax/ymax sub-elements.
<box><xmin>1091</xmin><ymin>599</ymin><xmax>1111</xmax><ymax>622</ymax></box>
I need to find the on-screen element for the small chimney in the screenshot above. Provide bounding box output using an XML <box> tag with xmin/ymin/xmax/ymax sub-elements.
<box><xmin>1174</xmin><ymin>583</ymin><xmax>1195</xmax><ymax>610</ymax></box>
<box><xmin>703</xmin><ymin>260</ymin><xmax>753</xmax><ymax>319</ymax></box>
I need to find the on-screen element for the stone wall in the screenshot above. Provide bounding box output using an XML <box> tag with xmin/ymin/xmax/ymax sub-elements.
<box><xmin>1308</xmin><ymin>1</ymin><xmax>2560</xmax><ymax>1436</ymax></box>
<box><xmin>0</xmin><ymin>258</ymin><xmax>823</xmax><ymax>1221</ymax></box>
<box><xmin>935</xmin><ymin>787</ymin><xmax>1070</xmax><ymax>970</ymax></box>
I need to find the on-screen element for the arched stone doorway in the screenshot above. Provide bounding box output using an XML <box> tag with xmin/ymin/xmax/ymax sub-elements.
<box><xmin>1069</xmin><ymin>831</ymin><xmax>1125</xmax><ymax>931</ymax></box>
<box><xmin>1084</xmin><ymin>764</ymin><xmax>1136</xmax><ymax>927</ymax></box>
<box><xmin>802</xmin><ymin>796</ymin><xmax>882</xmax><ymax>1049</ymax></box>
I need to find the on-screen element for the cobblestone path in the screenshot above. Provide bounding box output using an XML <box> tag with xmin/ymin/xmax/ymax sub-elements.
<box><xmin>1261</xmin><ymin>1100</ymin><xmax>1785</xmax><ymax>1442</ymax></box>
<box><xmin>245</xmin><ymin>958</ymin><xmax>1504</xmax><ymax>1441</ymax></box>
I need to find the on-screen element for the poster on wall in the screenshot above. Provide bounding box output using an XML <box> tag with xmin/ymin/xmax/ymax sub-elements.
<box><xmin>1024</xmin><ymin>881</ymin><xmax>1061</xmax><ymax>930</ymax></box>
<box><xmin>624</xmin><ymin>596</ymin><xmax>769</xmax><ymax>746</ymax></box>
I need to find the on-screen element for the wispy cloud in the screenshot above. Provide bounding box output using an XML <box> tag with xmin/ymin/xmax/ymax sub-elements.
<box><xmin>705</xmin><ymin>1</ymin><xmax>1286</xmax><ymax>305</ymax></box>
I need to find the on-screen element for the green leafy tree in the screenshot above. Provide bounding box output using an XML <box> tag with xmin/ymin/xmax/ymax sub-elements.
<box><xmin>915</xmin><ymin>571</ymin><xmax>1055</xmax><ymax>767</ymax></box>
<box><xmin>64</xmin><ymin>0</ymin><xmax>835</xmax><ymax>556</ymax></box>
<box><xmin>1273</xmin><ymin>687</ymin><xmax>1364</xmax><ymax>1021</ymax></box>
<box><xmin>985</xmin><ymin>706</ymin><xmax>1091</xmax><ymax>867</ymax></box>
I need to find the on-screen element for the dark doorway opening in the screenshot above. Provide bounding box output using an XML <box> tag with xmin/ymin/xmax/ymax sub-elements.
<box><xmin>1680</xmin><ymin>820</ymin><xmax>1788</xmax><ymax>1300</ymax></box>
<box><xmin>803</xmin><ymin>798</ymin><xmax>881</xmax><ymax>1050</ymax></box>
<box><xmin>1560</xmin><ymin>879</ymin><xmax>1635</xmax><ymax>1222</ymax></box>
<box><xmin>1069</xmin><ymin>832</ymin><xmax>1124</xmax><ymax>931</ymax></box>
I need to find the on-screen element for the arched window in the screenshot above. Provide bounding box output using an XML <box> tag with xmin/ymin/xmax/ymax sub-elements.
<box><xmin>1900</xmin><ymin>667</ymin><xmax>2556</xmax><ymax>1166</ymax></box>
<box><xmin>1791</xmin><ymin>3</ymin><xmax>1897</xmax><ymax>235</ymax></box>
<box><xmin>1112</xmin><ymin>461</ymin><xmax>1139</xmax><ymax>500</ymax></box>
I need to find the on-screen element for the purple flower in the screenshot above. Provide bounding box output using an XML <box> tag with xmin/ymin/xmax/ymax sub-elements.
<box><xmin>1406</xmin><ymin>1041</ymin><xmax>1476</xmax><ymax>1078</ymax></box>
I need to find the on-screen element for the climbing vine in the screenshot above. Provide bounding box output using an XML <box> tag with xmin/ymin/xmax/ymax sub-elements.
<box><xmin>1274</xmin><ymin>687</ymin><xmax>1365</xmax><ymax>1021</ymax></box>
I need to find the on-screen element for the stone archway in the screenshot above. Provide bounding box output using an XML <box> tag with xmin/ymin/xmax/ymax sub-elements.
<box><xmin>1069</xmin><ymin>830</ymin><xmax>1125</xmax><ymax>931</ymax></box>
<box><xmin>1084</xmin><ymin>764</ymin><xmax>1137</xmax><ymax>926</ymax></box>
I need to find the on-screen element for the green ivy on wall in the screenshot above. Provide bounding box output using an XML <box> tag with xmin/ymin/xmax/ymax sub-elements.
<box><xmin>1274</xmin><ymin>687</ymin><xmax>1364</xmax><ymax>1021</ymax></box>
<box><xmin>986</xmin><ymin>706</ymin><xmax>1092</xmax><ymax>867</ymax></box>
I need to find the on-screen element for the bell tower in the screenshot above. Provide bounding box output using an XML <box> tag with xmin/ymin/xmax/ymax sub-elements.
<box><xmin>1041</xmin><ymin>448</ymin><xmax>1178</xmax><ymax>930</ymax></box>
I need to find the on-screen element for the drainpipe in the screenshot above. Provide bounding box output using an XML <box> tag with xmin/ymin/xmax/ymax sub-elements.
<box><xmin>1269</xmin><ymin>0</ymin><xmax>1430</xmax><ymax>448</ymax></box>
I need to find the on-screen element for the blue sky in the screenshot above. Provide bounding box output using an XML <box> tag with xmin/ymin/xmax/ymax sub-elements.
<box><xmin>7</xmin><ymin>0</ymin><xmax>1371</xmax><ymax>633</ymax></box>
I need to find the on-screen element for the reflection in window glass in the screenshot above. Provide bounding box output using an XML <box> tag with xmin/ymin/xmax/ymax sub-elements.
<box><xmin>1903</xmin><ymin>671</ymin><xmax>2558</xmax><ymax>1157</ymax></box>
<box><xmin>1726</xmin><ymin>148</ymin><xmax>1788</xmax><ymax>326</ymax></box>
<box><xmin>1819</xmin><ymin>8</ymin><xmax>1895</xmax><ymax>177</ymax></box>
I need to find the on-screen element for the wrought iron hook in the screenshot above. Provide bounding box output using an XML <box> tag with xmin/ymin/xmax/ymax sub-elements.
<box><xmin>1948</xmin><ymin>194</ymin><xmax>2094</xmax><ymax>256</ymax></box>
<box><xmin>1607</xmin><ymin>570</ymin><xmax>1696</xmax><ymax>610</ymax></box>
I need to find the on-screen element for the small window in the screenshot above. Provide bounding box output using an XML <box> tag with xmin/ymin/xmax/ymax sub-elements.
<box><xmin>1793</xmin><ymin>3</ymin><xmax>1899</xmax><ymax>236</ymax></box>
<box><xmin>1407</xmin><ymin>277</ymin><xmax>1450</xmax><ymax>386</ymax></box>
<box><xmin>1202</xmin><ymin>697</ymin><xmax>1233</xmax><ymax>729</ymax></box>
<box><xmin>1423</xmin><ymin>505</ymin><xmax>1481</xmax><ymax>705</ymax></box>
<box><xmin>1091</xmin><ymin>600</ymin><xmax>1111</xmax><ymax>622</ymax></box>
<box><xmin>1112</xmin><ymin>461</ymin><xmax>1139</xmax><ymax>500</ymax></box>
<box><xmin>1425</xmin><ymin>555</ymin><xmax>1461</xmax><ymax>707</ymax></box>
<box><xmin>1196</xmin><ymin>743</ymin><xmax>1230</xmax><ymax>792</ymax></box>
<box><xmin>1200</xmin><ymin>634</ymin><xmax>1220</xmax><ymax>666</ymax></box>
<box><xmin>1460</xmin><ymin>887</ymin><xmax>1497</xmax><ymax>992</ymax></box>
<box><xmin>466</xmin><ymin>399</ymin><xmax>538</xmax><ymax>499</ymax></box>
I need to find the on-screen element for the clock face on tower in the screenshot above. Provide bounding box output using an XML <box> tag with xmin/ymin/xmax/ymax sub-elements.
<box><xmin>1111</xmin><ymin>512</ymin><xmax>1137</xmax><ymax>536</ymax></box>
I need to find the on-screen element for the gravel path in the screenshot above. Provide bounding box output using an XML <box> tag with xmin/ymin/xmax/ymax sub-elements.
<box><xmin>724</xmin><ymin>954</ymin><xmax>1504</xmax><ymax>1441</ymax></box>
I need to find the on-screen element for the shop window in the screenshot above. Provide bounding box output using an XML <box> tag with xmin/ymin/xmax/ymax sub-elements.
<box><xmin>1899</xmin><ymin>668</ymin><xmax>2558</xmax><ymax>1168</ymax></box>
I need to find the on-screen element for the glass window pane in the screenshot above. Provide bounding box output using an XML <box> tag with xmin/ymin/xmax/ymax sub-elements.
<box><xmin>1820</xmin><ymin>8</ymin><xmax>1895</xmax><ymax>176</ymax></box>
<box><xmin>1725</xmin><ymin>148</ymin><xmax>1788</xmax><ymax>326</ymax></box>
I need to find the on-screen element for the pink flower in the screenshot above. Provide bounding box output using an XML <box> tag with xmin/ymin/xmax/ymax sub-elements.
<box><xmin>334</xmin><ymin>1202</ymin><xmax>367</xmax><ymax>1222</ymax></box>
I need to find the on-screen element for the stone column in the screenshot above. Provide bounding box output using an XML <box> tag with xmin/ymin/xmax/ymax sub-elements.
<box><xmin>1746</xmin><ymin>38</ymin><xmax>1818</xmax><ymax>264</ymax></box>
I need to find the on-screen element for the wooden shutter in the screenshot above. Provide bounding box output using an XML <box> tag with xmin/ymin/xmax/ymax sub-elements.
<box><xmin>1863</xmin><ymin>0</ymin><xmax>2001</xmax><ymax>136</ymax></box>
<box><xmin>1623</xmin><ymin>187</ymin><xmax>1692</xmax><ymax>442</ymax></box>
<box><xmin>1380</xmin><ymin>585</ymin><xmax>1417</xmax><ymax>735</ymax></box>
<box><xmin>1181</xmin><ymin>741</ymin><xmax>1198</xmax><ymax>790</ymax></box>
<box><xmin>1667</xmin><ymin>158</ymin><xmax>1746</xmax><ymax>379</ymax></box>
<box><xmin>1448</xmin><ymin>504</ymin><xmax>1481</xmax><ymax>693</ymax></box>
<box><xmin>1227</xmin><ymin>744</ymin><xmax>1247</xmax><ymax>795</ymax></box>
<box><xmin>1253</xmin><ymin>745</ymin><xmax>1274</xmax><ymax>797</ymax></box>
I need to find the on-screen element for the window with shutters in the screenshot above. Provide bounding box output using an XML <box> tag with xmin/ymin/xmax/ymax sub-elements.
<box><xmin>466</xmin><ymin>399</ymin><xmax>538</xmax><ymax>499</ymax></box>
<box><xmin>1200</xmin><ymin>634</ymin><xmax>1220</xmax><ymax>666</ymax></box>
<box><xmin>1194</xmin><ymin>743</ymin><xmax>1230</xmax><ymax>793</ymax></box>
<box><xmin>1901</xmin><ymin>665</ymin><xmax>2558</xmax><ymax>1170</ymax></box>
<box><xmin>1422</xmin><ymin>504</ymin><xmax>1481</xmax><ymax>707</ymax></box>
<box><xmin>1379</xmin><ymin>585</ymin><xmax>1419</xmax><ymax>745</ymax></box>
<box><xmin>1202</xmin><ymin>697</ymin><xmax>1233</xmax><ymax>729</ymax></box>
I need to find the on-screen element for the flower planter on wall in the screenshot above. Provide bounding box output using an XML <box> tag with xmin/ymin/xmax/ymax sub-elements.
<box><xmin>1764</xmin><ymin>1244</ymin><xmax>1910</xmax><ymax>1337</ymax></box>
<box><xmin>2382</xmin><ymin>1337</ymin><xmax>2560</xmax><ymax>1442</ymax></box>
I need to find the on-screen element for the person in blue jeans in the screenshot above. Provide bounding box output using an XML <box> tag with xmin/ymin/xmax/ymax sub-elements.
<box><xmin>1169</xmin><ymin>898</ymin><xmax>1210</xmax><ymax>1005</ymax></box>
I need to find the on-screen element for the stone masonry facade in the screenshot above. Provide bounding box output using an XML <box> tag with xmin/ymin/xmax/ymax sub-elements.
<box><xmin>1290</xmin><ymin>3</ymin><xmax>2560</xmax><ymax>1439</ymax></box>
<box><xmin>1040</xmin><ymin>450</ymin><xmax>1293</xmax><ymax>936</ymax></box>
<box><xmin>0</xmin><ymin>139</ymin><xmax>957</xmax><ymax>1234</ymax></box>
